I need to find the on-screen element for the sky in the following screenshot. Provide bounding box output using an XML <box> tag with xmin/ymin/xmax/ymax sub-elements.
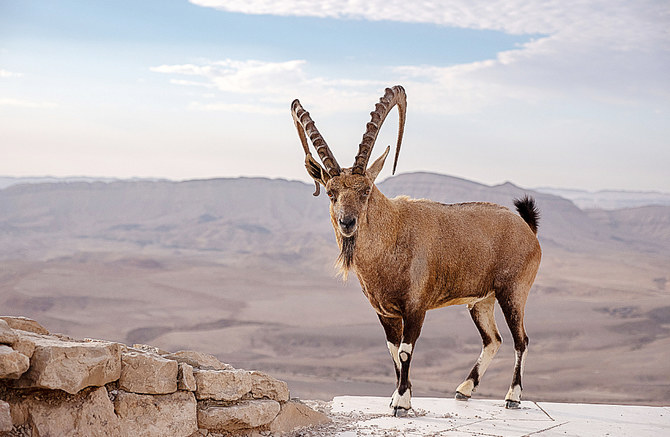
<box><xmin>1</xmin><ymin>0</ymin><xmax>669</xmax><ymax>192</ymax></box>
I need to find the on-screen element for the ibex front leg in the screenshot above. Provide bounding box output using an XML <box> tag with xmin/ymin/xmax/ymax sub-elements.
<box><xmin>389</xmin><ymin>311</ymin><xmax>425</xmax><ymax>417</ymax></box>
<box><xmin>378</xmin><ymin>314</ymin><xmax>402</xmax><ymax>391</ymax></box>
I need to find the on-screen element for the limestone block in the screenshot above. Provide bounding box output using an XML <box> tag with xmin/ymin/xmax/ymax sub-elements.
<box><xmin>12</xmin><ymin>332</ymin><xmax>121</xmax><ymax>394</ymax></box>
<box><xmin>0</xmin><ymin>316</ymin><xmax>49</xmax><ymax>335</ymax></box>
<box><xmin>178</xmin><ymin>362</ymin><xmax>197</xmax><ymax>392</ymax></box>
<box><xmin>197</xmin><ymin>400</ymin><xmax>280</xmax><ymax>431</ymax></box>
<box><xmin>0</xmin><ymin>345</ymin><xmax>30</xmax><ymax>379</ymax></box>
<box><xmin>132</xmin><ymin>343</ymin><xmax>169</xmax><ymax>355</ymax></box>
<box><xmin>119</xmin><ymin>350</ymin><xmax>178</xmax><ymax>394</ymax></box>
<box><xmin>249</xmin><ymin>370</ymin><xmax>290</xmax><ymax>402</ymax></box>
<box><xmin>194</xmin><ymin>369</ymin><xmax>254</xmax><ymax>401</ymax></box>
<box><xmin>9</xmin><ymin>334</ymin><xmax>36</xmax><ymax>359</ymax></box>
<box><xmin>0</xmin><ymin>319</ymin><xmax>18</xmax><ymax>345</ymax></box>
<box><xmin>268</xmin><ymin>400</ymin><xmax>330</xmax><ymax>434</ymax></box>
<box><xmin>14</xmin><ymin>386</ymin><xmax>123</xmax><ymax>436</ymax></box>
<box><xmin>114</xmin><ymin>390</ymin><xmax>198</xmax><ymax>437</ymax></box>
<box><xmin>0</xmin><ymin>400</ymin><xmax>11</xmax><ymax>433</ymax></box>
<box><xmin>163</xmin><ymin>350</ymin><xmax>233</xmax><ymax>370</ymax></box>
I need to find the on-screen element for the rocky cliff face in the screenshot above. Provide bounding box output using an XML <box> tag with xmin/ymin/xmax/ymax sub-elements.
<box><xmin>0</xmin><ymin>316</ymin><xmax>328</xmax><ymax>436</ymax></box>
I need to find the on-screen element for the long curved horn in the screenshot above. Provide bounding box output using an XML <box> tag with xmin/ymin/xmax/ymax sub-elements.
<box><xmin>291</xmin><ymin>99</ymin><xmax>342</xmax><ymax>178</ymax></box>
<box><xmin>352</xmin><ymin>85</ymin><xmax>406</xmax><ymax>175</ymax></box>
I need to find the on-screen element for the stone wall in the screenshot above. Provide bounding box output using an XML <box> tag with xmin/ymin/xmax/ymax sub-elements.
<box><xmin>0</xmin><ymin>316</ymin><xmax>328</xmax><ymax>436</ymax></box>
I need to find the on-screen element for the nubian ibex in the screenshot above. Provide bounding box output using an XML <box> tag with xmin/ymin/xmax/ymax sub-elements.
<box><xmin>291</xmin><ymin>85</ymin><xmax>542</xmax><ymax>415</ymax></box>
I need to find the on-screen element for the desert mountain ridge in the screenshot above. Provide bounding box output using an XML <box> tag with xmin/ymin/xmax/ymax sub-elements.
<box><xmin>3</xmin><ymin>172</ymin><xmax>670</xmax><ymax>210</ymax></box>
<box><xmin>0</xmin><ymin>175</ymin><xmax>165</xmax><ymax>190</ymax></box>
<box><xmin>1</xmin><ymin>171</ymin><xmax>668</xmax><ymax>257</ymax></box>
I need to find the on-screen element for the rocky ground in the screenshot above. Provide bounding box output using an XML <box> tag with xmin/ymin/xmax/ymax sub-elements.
<box><xmin>0</xmin><ymin>316</ymin><xmax>328</xmax><ymax>436</ymax></box>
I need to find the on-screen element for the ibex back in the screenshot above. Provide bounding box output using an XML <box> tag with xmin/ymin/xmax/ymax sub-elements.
<box><xmin>291</xmin><ymin>86</ymin><xmax>541</xmax><ymax>415</ymax></box>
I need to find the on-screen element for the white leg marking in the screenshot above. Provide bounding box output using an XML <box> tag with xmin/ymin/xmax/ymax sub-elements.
<box><xmin>456</xmin><ymin>344</ymin><xmax>497</xmax><ymax>397</ymax></box>
<box><xmin>456</xmin><ymin>379</ymin><xmax>474</xmax><ymax>397</ymax></box>
<box><xmin>387</xmin><ymin>341</ymin><xmax>401</xmax><ymax>370</ymax></box>
<box><xmin>478</xmin><ymin>339</ymin><xmax>502</xmax><ymax>375</ymax></box>
<box><xmin>506</xmin><ymin>348</ymin><xmax>528</xmax><ymax>402</ymax></box>
<box><xmin>398</xmin><ymin>342</ymin><xmax>412</xmax><ymax>362</ymax></box>
<box><xmin>456</xmin><ymin>337</ymin><xmax>501</xmax><ymax>397</ymax></box>
<box><xmin>476</xmin><ymin>300</ymin><xmax>501</xmax><ymax>375</ymax></box>
<box><xmin>391</xmin><ymin>388</ymin><xmax>412</xmax><ymax>410</ymax></box>
<box><xmin>520</xmin><ymin>347</ymin><xmax>527</xmax><ymax>378</ymax></box>
<box><xmin>506</xmin><ymin>385</ymin><xmax>522</xmax><ymax>402</ymax></box>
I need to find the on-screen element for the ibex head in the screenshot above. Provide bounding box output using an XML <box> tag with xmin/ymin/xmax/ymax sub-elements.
<box><xmin>291</xmin><ymin>86</ymin><xmax>407</xmax><ymax>238</ymax></box>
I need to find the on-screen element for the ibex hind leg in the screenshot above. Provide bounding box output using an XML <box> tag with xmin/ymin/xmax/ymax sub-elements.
<box><xmin>498</xmin><ymin>289</ymin><xmax>530</xmax><ymax>409</ymax></box>
<box><xmin>455</xmin><ymin>294</ymin><xmax>502</xmax><ymax>400</ymax></box>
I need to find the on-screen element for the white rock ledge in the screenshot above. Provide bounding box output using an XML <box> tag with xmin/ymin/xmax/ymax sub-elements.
<box><xmin>328</xmin><ymin>396</ymin><xmax>670</xmax><ymax>437</ymax></box>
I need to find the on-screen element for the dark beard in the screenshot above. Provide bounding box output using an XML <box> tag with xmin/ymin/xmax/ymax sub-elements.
<box><xmin>337</xmin><ymin>235</ymin><xmax>356</xmax><ymax>274</ymax></box>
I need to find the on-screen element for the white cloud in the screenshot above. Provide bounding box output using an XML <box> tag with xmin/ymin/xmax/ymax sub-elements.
<box><xmin>186</xmin><ymin>0</ymin><xmax>670</xmax><ymax>111</ymax></box>
<box><xmin>189</xmin><ymin>0</ymin><xmax>561</xmax><ymax>33</ymax></box>
<box><xmin>152</xmin><ymin>59</ymin><xmax>308</xmax><ymax>94</ymax></box>
<box><xmin>208</xmin><ymin>59</ymin><xmax>307</xmax><ymax>94</ymax></box>
<box><xmin>190</xmin><ymin>0</ymin><xmax>668</xmax><ymax>43</ymax></box>
<box><xmin>168</xmin><ymin>79</ymin><xmax>215</xmax><ymax>88</ymax></box>
<box><xmin>188</xmin><ymin>101</ymin><xmax>285</xmax><ymax>114</ymax></box>
<box><xmin>0</xmin><ymin>69</ymin><xmax>23</xmax><ymax>78</ymax></box>
<box><xmin>152</xmin><ymin>58</ymin><xmax>389</xmax><ymax>114</ymax></box>
<box><xmin>0</xmin><ymin>98</ymin><xmax>58</xmax><ymax>109</ymax></box>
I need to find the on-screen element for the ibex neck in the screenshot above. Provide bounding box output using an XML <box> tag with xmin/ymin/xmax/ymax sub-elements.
<box><xmin>354</xmin><ymin>186</ymin><xmax>399</xmax><ymax>258</ymax></box>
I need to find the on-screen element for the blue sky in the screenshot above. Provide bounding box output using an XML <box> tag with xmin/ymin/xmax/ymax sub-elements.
<box><xmin>1</xmin><ymin>0</ymin><xmax>668</xmax><ymax>191</ymax></box>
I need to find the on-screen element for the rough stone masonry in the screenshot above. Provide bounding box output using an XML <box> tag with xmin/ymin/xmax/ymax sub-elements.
<box><xmin>0</xmin><ymin>316</ymin><xmax>329</xmax><ymax>436</ymax></box>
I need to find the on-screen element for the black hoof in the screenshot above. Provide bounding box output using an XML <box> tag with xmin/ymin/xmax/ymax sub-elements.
<box><xmin>393</xmin><ymin>407</ymin><xmax>409</xmax><ymax>417</ymax></box>
<box><xmin>505</xmin><ymin>400</ymin><xmax>521</xmax><ymax>409</ymax></box>
<box><xmin>455</xmin><ymin>391</ymin><xmax>470</xmax><ymax>401</ymax></box>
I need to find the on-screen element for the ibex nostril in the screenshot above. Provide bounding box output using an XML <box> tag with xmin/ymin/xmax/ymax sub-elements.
<box><xmin>339</xmin><ymin>217</ymin><xmax>356</xmax><ymax>229</ymax></box>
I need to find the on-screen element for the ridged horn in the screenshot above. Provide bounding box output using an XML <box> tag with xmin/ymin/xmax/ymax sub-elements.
<box><xmin>352</xmin><ymin>85</ymin><xmax>406</xmax><ymax>175</ymax></box>
<box><xmin>291</xmin><ymin>99</ymin><xmax>342</xmax><ymax>178</ymax></box>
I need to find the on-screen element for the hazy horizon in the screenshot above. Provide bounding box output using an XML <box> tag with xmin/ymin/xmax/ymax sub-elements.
<box><xmin>2</xmin><ymin>172</ymin><xmax>670</xmax><ymax>197</ymax></box>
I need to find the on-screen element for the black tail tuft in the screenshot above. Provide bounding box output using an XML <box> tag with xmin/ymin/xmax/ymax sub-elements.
<box><xmin>514</xmin><ymin>195</ymin><xmax>540</xmax><ymax>234</ymax></box>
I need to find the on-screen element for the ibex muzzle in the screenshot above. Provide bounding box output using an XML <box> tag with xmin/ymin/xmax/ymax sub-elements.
<box><xmin>337</xmin><ymin>216</ymin><xmax>357</xmax><ymax>236</ymax></box>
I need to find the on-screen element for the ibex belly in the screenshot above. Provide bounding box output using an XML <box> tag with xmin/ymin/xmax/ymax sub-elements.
<box><xmin>428</xmin><ymin>292</ymin><xmax>494</xmax><ymax>311</ymax></box>
<box><xmin>423</xmin><ymin>261</ymin><xmax>497</xmax><ymax>311</ymax></box>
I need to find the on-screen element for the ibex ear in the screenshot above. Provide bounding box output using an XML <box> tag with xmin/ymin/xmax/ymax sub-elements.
<box><xmin>305</xmin><ymin>154</ymin><xmax>330</xmax><ymax>196</ymax></box>
<box><xmin>366</xmin><ymin>145</ymin><xmax>390</xmax><ymax>183</ymax></box>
